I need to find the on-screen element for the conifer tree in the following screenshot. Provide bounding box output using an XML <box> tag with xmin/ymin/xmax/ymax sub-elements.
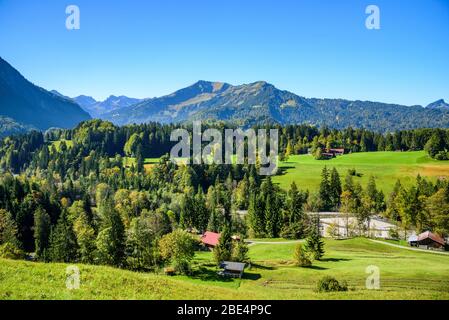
<box><xmin>330</xmin><ymin>168</ymin><xmax>342</xmax><ymax>209</ymax></box>
<box><xmin>248</xmin><ymin>194</ymin><xmax>265</xmax><ymax>237</ymax></box>
<box><xmin>319</xmin><ymin>166</ymin><xmax>332</xmax><ymax>211</ymax></box>
<box><xmin>195</xmin><ymin>187</ymin><xmax>209</xmax><ymax>232</ymax></box>
<box><xmin>49</xmin><ymin>210</ymin><xmax>78</xmax><ymax>262</ymax></box>
<box><xmin>0</xmin><ymin>209</ymin><xmax>20</xmax><ymax>247</ymax></box>
<box><xmin>33</xmin><ymin>207</ymin><xmax>51</xmax><ymax>261</ymax></box>
<box><xmin>294</xmin><ymin>243</ymin><xmax>312</xmax><ymax>267</ymax></box>
<box><xmin>304</xmin><ymin>218</ymin><xmax>325</xmax><ymax>260</ymax></box>
<box><xmin>207</xmin><ymin>208</ymin><xmax>221</xmax><ymax>233</ymax></box>
<box><xmin>231</xmin><ymin>240</ymin><xmax>249</xmax><ymax>263</ymax></box>
<box><xmin>214</xmin><ymin>223</ymin><xmax>233</xmax><ymax>265</ymax></box>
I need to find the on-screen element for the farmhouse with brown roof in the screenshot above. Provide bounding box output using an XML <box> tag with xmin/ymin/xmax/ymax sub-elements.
<box><xmin>417</xmin><ymin>231</ymin><xmax>446</xmax><ymax>249</ymax></box>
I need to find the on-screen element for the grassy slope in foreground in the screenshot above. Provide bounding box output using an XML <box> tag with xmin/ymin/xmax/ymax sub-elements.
<box><xmin>273</xmin><ymin>151</ymin><xmax>449</xmax><ymax>194</ymax></box>
<box><xmin>1</xmin><ymin>238</ymin><xmax>449</xmax><ymax>300</ymax></box>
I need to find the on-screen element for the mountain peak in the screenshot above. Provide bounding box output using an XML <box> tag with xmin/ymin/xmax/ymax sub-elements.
<box><xmin>191</xmin><ymin>80</ymin><xmax>230</xmax><ymax>92</ymax></box>
<box><xmin>252</xmin><ymin>80</ymin><xmax>269</xmax><ymax>86</ymax></box>
<box><xmin>427</xmin><ymin>99</ymin><xmax>449</xmax><ymax>109</ymax></box>
<box><xmin>74</xmin><ymin>95</ymin><xmax>97</xmax><ymax>106</ymax></box>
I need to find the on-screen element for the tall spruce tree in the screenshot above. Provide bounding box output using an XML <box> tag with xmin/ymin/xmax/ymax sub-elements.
<box><xmin>48</xmin><ymin>210</ymin><xmax>78</xmax><ymax>262</ymax></box>
<box><xmin>330</xmin><ymin>168</ymin><xmax>342</xmax><ymax>210</ymax></box>
<box><xmin>213</xmin><ymin>223</ymin><xmax>233</xmax><ymax>265</ymax></box>
<box><xmin>0</xmin><ymin>209</ymin><xmax>20</xmax><ymax>247</ymax></box>
<box><xmin>33</xmin><ymin>207</ymin><xmax>51</xmax><ymax>261</ymax></box>
<box><xmin>248</xmin><ymin>193</ymin><xmax>266</xmax><ymax>237</ymax></box>
<box><xmin>195</xmin><ymin>187</ymin><xmax>209</xmax><ymax>232</ymax></box>
<box><xmin>319</xmin><ymin>166</ymin><xmax>332</xmax><ymax>211</ymax></box>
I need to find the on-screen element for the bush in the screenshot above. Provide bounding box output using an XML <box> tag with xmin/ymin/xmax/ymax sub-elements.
<box><xmin>388</xmin><ymin>227</ymin><xmax>400</xmax><ymax>240</ymax></box>
<box><xmin>326</xmin><ymin>222</ymin><xmax>340</xmax><ymax>239</ymax></box>
<box><xmin>231</xmin><ymin>240</ymin><xmax>249</xmax><ymax>263</ymax></box>
<box><xmin>293</xmin><ymin>243</ymin><xmax>312</xmax><ymax>267</ymax></box>
<box><xmin>348</xmin><ymin>168</ymin><xmax>363</xmax><ymax>177</ymax></box>
<box><xmin>435</xmin><ymin>151</ymin><xmax>449</xmax><ymax>160</ymax></box>
<box><xmin>159</xmin><ymin>229</ymin><xmax>196</xmax><ymax>275</ymax></box>
<box><xmin>0</xmin><ymin>242</ymin><xmax>25</xmax><ymax>260</ymax></box>
<box><xmin>316</xmin><ymin>276</ymin><xmax>348</xmax><ymax>292</ymax></box>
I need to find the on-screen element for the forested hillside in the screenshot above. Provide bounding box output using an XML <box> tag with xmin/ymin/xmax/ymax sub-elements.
<box><xmin>0</xmin><ymin>120</ymin><xmax>448</xmax><ymax>274</ymax></box>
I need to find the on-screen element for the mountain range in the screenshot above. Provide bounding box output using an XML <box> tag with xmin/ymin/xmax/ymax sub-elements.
<box><xmin>73</xmin><ymin>95</ymin><xmax>143</xmax><ymax>118</ymax></box>
<box><xmin>1</xmin><ymin>57</ymin><xmax>449</xmax><ymax>137</ymax></box>
<box><xmin>102</xmin><ymin>80</ymin><xmax>449</xmax><ymax>132</ymax></box>
<box><xmin>0</xmin><ymin>57</ymin><xmax>90</xmax><ymax>137</ymax></box>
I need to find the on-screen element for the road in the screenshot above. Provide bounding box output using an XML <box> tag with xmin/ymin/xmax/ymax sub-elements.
<box><xmin>245</xmin><ymin>240</ymin><xmax>303</xmax><ymax>246</ymax></box>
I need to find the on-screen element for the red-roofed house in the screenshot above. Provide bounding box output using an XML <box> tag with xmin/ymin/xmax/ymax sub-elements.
<box><xmin>201</xmin><ymin>231</ymin><xmax>221</xmax><ymax>249</ymax></box>
<box><xmin>417</xmin><ymin>231</ymin><xmax>446</xmax><ymax>249</ymax></box>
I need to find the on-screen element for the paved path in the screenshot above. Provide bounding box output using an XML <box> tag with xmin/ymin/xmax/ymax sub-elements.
<box><xmin>245</xmin><ymin>240</ymin><xmax>303</xmax><ymax>246</ymax></box>
<box><xmin>369</xmin><ymin>239</ymin><xmax>449</xmax><ymax>256</ymax></box>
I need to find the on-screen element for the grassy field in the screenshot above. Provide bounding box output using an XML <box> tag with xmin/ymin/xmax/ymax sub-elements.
<box><xmin>2</xmin><ymin>238</ymin><xmax>449</xmax><ymax>300</ymax></box>
<box><xmin>49</xmin><ymin>139</ymin><xmax>74</xmax><ymax>151</ymax></box>
<box><xmin>273</xmin><ymin>151</ymin><xmax>449</xmax><ymax>194</ymax></box>
<box><xmin>120</xmin><ymin>151</ymin><xmax>449</xmax><ymax>195</ymax></box>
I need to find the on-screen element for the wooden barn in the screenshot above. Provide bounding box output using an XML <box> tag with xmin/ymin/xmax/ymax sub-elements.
<box><xmin>417</xmin><ymin>231</ymin><xmax>446</xmax><ymax>249</ymax></box>
<box><xmin>218</xmin><ymin>261</ymin><xmax>246</xmax><ymax>279</ymax></box>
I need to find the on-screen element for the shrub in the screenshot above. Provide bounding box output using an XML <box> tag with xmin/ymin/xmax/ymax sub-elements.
<box><xmin>435</xmin><ymin>151</ymin><xmax>449</xmax><ymax>160</ymax></box>
<box><xmin>316</xmin><ymin>276</ymin><xmax>348</xmax><ymax>292</ymax></box>
<box><xmin>326</xmin><ymin>222</ymin><xmax>340</xmax><ymax>239</ymax></box>
<box><xmin>159</xmin><ymin>229</ymin><xmax>196</xmax><ymax>275</ymax></box>
<box><xmin>0</xmin><ymin>242</ymin><xmax>25</xmax><ymax>260</ymax></box>
<box><xmin>388</xmin><ymin>227</ymin><xmax>400</xmax><ymax>240</ymax></box>
<box><xmin>293</xmin><ymin>243</ymin><xmax>312</xmax><ymax>267</ymax></box>
<box><xmin>231</xmin><ymin>240</ymin><xmax>249</xmax><ymax>263</ymax></box>
<box><xmin>348</xmin><ymin>168</ymin><xmax>362</xmax><ymax>177</ymax></box>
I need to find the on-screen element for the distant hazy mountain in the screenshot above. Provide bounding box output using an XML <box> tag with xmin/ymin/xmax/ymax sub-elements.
<box><xmin>0</xmin><ymin>57</ymin><xmax>90</xmax><ymax>132</ymax></box>
<box><xmin>74</xmin><ymin>95</ymin><xmax>143</xmax><ymax>118</ymax></box>
<box><xmin>426</xmin><ymin>99</ymin><xmax>449</xmax><ymax>110</ymax></box>
<box><xmin>102</xmin><ymin>80</ymin><xmax>449</xmax><ymax>132</ymax></box>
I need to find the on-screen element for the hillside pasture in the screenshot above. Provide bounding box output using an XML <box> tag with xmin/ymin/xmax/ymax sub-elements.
<box><xmin>273</xmin><ymin>151</ymin><xmax>449</xmax><ymax>194</ymax></box>
<box><xmin>2</xmin><ymin>238</ymin><xmax>449</xmax><ymax>300</ymax></box>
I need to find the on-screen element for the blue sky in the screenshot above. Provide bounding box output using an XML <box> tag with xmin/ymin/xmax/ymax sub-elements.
<box><xmin>0</xmin><ymin>0</ymin><xmax>448</xmax><ymax>106</ymax></box>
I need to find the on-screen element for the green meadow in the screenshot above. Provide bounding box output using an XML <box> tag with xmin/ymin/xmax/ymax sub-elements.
<box><xmin>2</xmin><ymin>238</ymin><xmax>449</xmax><ymax>300</ymax></box>
<box><xmin>121</xmin><ymin>151</ymin><xmax>449</xmax><ymax>195</ymax></box>
<box><xmin>273</xmin><ymin>151</ymin><xmax>449</xmax><ymax>194</ymax></box>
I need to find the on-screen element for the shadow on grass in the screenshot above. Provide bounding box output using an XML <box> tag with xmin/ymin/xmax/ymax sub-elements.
<box><xmin>249</xmin><ymin>263</ymin><xmax>276</xmax><ymax>271</ymax></box>
<box><xmin>303</xmin><ymin>265</ymin><xmax>328</xmax><ymax>270</ymax></box>
<box><xmin>242</xmin><ymin>273</ymin><xmax>262</xmax><ymax>281</ymax></box>
<box><xmin>189</xmin><ymin>267</ymin><xmax>262</xmax><ymax>282</ymax></box>
<box><xmin>189</xmin><ymin>268</ymin><xmax>233</xmax><ymax>283</ymax></box>
<box><xmin>276</xmin><ymin>166</ymin><xmax>296</xmax><ymax>176</ymax></box>
<box><xmin>320</xmin><ymin>258</ymin><xmax>351</xmax><ymax>262</ymax></box>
